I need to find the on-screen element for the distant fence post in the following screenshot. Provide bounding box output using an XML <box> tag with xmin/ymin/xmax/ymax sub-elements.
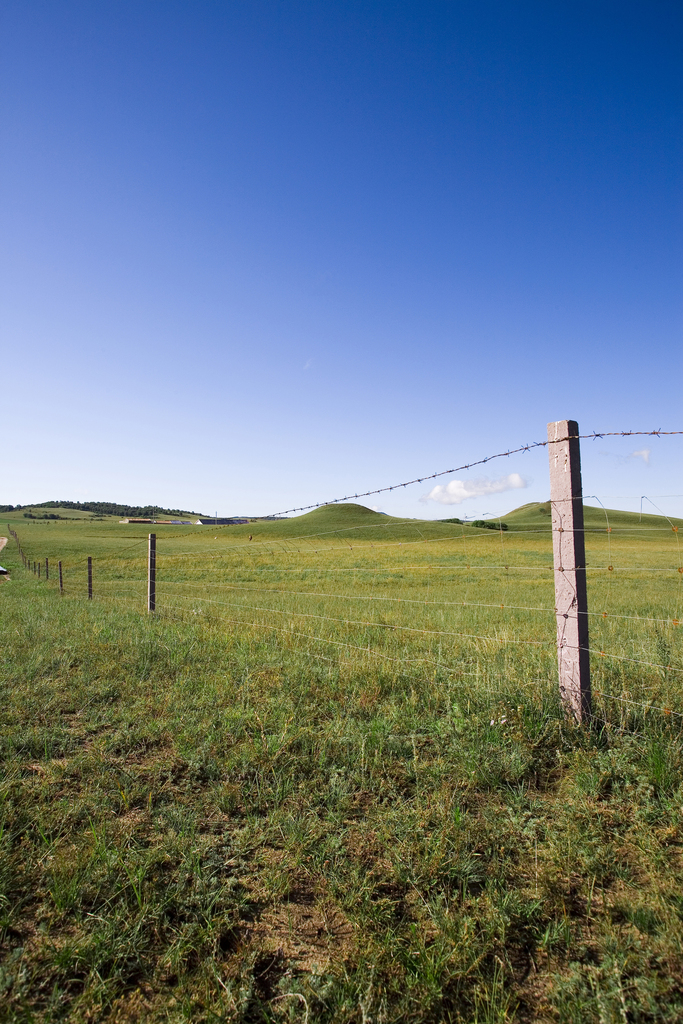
<box><xmin>45</xmin><ymin>557</ymin><xmax>49</xmax><ymax>580</ymax></box>
<box><xmin>38</xmin><ymin>562</ymin><xmax>40</xmax><ymax>579</ymax></box>
<box><xmin>88</xmin><ymin>557</ymin><xmax>93</xmax><ymax>600</ymax></box>
<box><xmin>547</xmin><ymin>419</ymin><xmax>591</xmax><ymax>723</ymax></box>
<box><xmin>59</xmin><ymin>561</ymin><xmax>63</xmax><ymax>595</ymax></box>
<box><xmin>148</xmin><ymin>533</ymin><xmax>156</xmax><ymax>612</ymax></box>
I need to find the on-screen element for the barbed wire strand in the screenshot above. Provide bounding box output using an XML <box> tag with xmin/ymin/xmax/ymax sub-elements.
<box><xmin>68</xmin><ymin>575</ymin><xmax>682</xmax><ymax>628</ymax></box>
<box><xmin>155</xmin><ymin>562</ymin><xmax>683</xmax><ymax>575</ymax></box>
<box><xmin>142</xmin><ymin>520</ymin><xmax>683</xmax><ymax>561</ymax></box>
<box><xmin>594</xmin><ymin>691</ymin><xmax>683</xmax><ymax>719</ymax></box>
<box><xmin>93</xmin><ymin>582</ymin><xmax>683</xmax><ymax>680</ymax></box>
<box><xmin>267</xmin><ymin>430</ymin><xmax>683</xmax><ymax>517</ymax></box>
<box><xmin>92</xmin><ymin>590</ymin><xmax>683</xmax><ymax>717</ymax></box>
<box><xmin>642</xmin><ymin>496</ymin><xmax>682</xmax><ymax>621</ymax></box>
<box><xmin>147</xmin><ymin>598</ymin><xmax>547</xmax><ymax>682</ymax></box>
<box><xmin>159</xmin><ymin>589</ymin><xmax>551</xmax><ymax>647</ymax></box>
<box><xmin>156</xmin><ymin>578</ymin><xmax>682</xmax><ymax>626</ymax></box>
<box><xmin>569</xmin><ymin>645</ymin><xmax>683</xmax><ymax>676</ymax></box>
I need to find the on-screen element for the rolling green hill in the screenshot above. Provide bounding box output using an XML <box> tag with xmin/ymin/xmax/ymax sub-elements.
<box><xmin>505</xmin><ymin>500</ymin><xmax>683</xmax><ymax>534</ymax></box>
<box><xmin>6</xmin><ymin>498</ymin><xmax>681</xmax><ymax>541</ymax></box>
<box><xmin>200</xmin><ymin>499</ymin><xmax>683</xmax><ymax>544</ymax></box>
<box><xmin>229</xmin><ymin>502</ymin><xmax>451</xmax><ymax>542</ymax></box>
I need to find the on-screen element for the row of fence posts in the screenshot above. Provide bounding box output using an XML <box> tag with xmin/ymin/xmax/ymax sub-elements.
<box><xmin>6</xmin><ymin>419</ymin><xmax>591</xmax><ymax>722</ymax></box>
<box><xmin>9</xmin><ymin>525</ymin><xmax>74</xmax><ymax>598</ymax></box>
<box><xmin>8</xmin><ymin>527</ymin><xmax>153</xmax><ymax>611</ymax></box>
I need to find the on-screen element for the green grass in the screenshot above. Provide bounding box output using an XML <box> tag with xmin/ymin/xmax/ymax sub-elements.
<box><xmin>11</xmin><ymin>506</ymin><xmax>117</xmax><ymax>521</ymax></box>
<box><xmin>1</xmin><ymin>503</ymin><xmax>683</xmax><ymax>1022</ymax></box>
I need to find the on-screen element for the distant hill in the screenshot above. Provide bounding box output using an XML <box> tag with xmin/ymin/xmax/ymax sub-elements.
<box><xmin>4</xmin><ymin>498</ymin><xmax>680</xmax><ymax>535</ymax></box>
<box><xmin>0</xmin><ymin>500</ymin><xmax>200</xmax><ymax>518</ymax></box>
<box><xmin>205</xmin><ymin>502</ymin><xmax>473</xmax><ymax>543</ymax></box>
<box><xmin>233</xmin><ymin>501</ymin><xmax>683</xmax><ymax>542</ymax></box>
<box><xmin>505</xmin><ymin>500</ymin><xmax>683</xmax><ymax>532</ymax></box>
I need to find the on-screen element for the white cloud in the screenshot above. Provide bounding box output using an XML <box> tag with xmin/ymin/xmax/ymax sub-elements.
<box><xmin>630</xmin><ymin>448</ymin><xmax>650</xmax><ymax>465</ymax></box>
<box><xmin>421</xmin><ymin>472</ymin><xmax>528</xmax><ymax>506</ymax></box>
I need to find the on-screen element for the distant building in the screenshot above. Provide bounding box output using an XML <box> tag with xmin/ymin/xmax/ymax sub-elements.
<box><xmin>194</xmin><ymin>518</ymin><xmax>250</xmax><ymax>526</ymax></box>
<box><xmin>119</xmin><ymin>518</ymin><xmax>193</xmax><ymax>524</ymax></box>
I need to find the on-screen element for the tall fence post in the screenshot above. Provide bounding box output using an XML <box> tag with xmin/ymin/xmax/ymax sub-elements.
<box><xmin>45</xmin><ymin>557</ymin><xmax>49</xmax><ymax>580</ymax></box>
<box><xmin>88</xmin><ymin>557</ymin><xmax>93</xmax><ymax>600</ymax></box>
<box><xmin>59</xmin><ymin>561</ymin><xmax>63</xmax><ymax>595</ymax></box>
<box><xmin>547</xmin><ymin>419</ymin><xmax>591</xmax><ymax>722</ymax></box>
<box><xmin>148</xmin><ymin>533</ymin><xmax>156</xmax><ymax>612</ymax></box>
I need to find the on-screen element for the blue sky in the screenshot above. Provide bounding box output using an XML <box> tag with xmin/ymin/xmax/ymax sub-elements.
<box><xmin>2</xmin><ymin>1</ymin><xmax>681</xmax><ymax>518</ymax></box>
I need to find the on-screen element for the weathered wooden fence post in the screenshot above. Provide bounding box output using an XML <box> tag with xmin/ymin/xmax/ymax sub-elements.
<box><xmin>88</xmin><ymin>557</ymin><xmax>93</xmax><ymax>600</ymax></box>
<box><xmin>59</xmin><ymin>561</ymin><xmax>63</xmax><ymax>595</ymax></box>
<box><xmin>547</xmin><ymin>419</ymin><xmax>591</xmax><ymax>722</ymax></box>
<box><xmin>45</xmin><ymin>557</ymin><xmax>49</xmax><ymax>580</ymax></box>
<box><xmin>148</xmin><ymin>533</ymin><xmax>156</xmax><ymax>612</ymax></box>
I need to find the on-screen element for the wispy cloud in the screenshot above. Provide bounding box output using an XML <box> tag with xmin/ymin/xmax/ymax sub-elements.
<box><xmin>421</xmin><ymin>473</ymin><xmax>527</xmax><ymax>506</ymax></box>
<box><xmin>599</xmin><ymin>447</ymin><xmax>652</xmax><ymax>466</ymax></box>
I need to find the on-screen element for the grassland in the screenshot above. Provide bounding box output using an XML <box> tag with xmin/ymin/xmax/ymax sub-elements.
<box><xmin>1</xmin><ymin>503</ymin><xmax>683</xmax><ymax>1022</ymax></box>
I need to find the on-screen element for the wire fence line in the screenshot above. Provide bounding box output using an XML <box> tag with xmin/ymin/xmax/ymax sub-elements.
<box><xmin>6</xmin><ymin>426</ymin><xmax>683</xmax><ymax>730</ymax></box>
<box><xmin>80</xmin><ymin>575</ymin><xmax>683</xmax><ymax>627</ymax></box>
<box><xmin>592</xmin><ymin>691</ymin><xmax>683</xmax><ymax>719</ymax></box>
<box><xmin>98</xmin><ymin>579</ymin><xmax>683</xmax><ymax>627</ymax></box>
<box><xmin>147</xmin><ymin>564</ymin><xmax>682</xmax><ymax>573</ymax></box>
<box><xmin>16</xmin><ymin>526</ymin><xmax>680</xmax><ymax>726</ymax></box>
<box><xmin>137</xmin><ymin>590</ymin><xmax>551</xmax><ymax>646</ymax></box>
<box><xmin>88</xmin><ymin>585</ymin><xmax>683</xmax><ymax>725</ymax></box>
<box><xmin>118</xmin><ymin>520</ymin><xmax>683</xmax><ymax>557</ymax></box>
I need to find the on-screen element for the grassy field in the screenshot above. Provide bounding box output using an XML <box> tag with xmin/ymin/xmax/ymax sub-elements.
<box><xmin>1</xmin><ymin>503</ymin><xmax>683</xmax><ymax>1022</ymax></box>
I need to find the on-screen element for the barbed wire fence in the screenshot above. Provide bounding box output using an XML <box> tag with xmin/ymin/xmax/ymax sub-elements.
<box><xmin>7</xmin><ymin>423</ymin><xmax>683</xmax><ymax>731</ymax></box>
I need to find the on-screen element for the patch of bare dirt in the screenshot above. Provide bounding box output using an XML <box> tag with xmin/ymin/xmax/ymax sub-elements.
<box><xmin>513</xmin><ymin>956</ymin><xmax>556</xmax><ymax>1023</ymax></box>
<box><xmin>245</xmin><ymin>897</ymin><xmax>355</xmax><ymax>974</ymax></box>
<box><xmin>236</xmin><ymin>854</ymin><xmax>356</xmax><ymax>973</ymax></box>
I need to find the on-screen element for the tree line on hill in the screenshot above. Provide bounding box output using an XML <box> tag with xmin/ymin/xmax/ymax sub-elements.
<box><xmin>0</xmin><ymin>501</ymin><xmax>200</xmax><ymax>517</ymax></box>
<box><xmin>439</xmin><ymin>517</ymin><xmax>509</xmax><ymax>530</ymax></box>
